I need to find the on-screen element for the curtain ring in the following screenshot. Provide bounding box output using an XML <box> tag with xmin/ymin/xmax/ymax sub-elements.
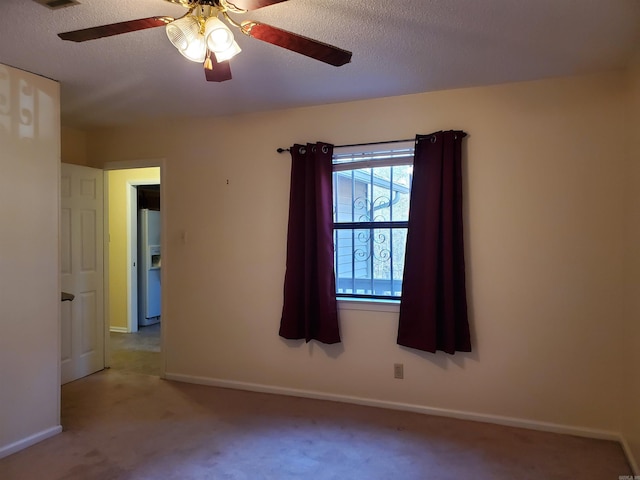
<box><xmin>311</xmin><ymin>146</ymin><xmax>317</xmax><ymax>153</ymax></box>
<box><xmin>299</xmin><ymin>147</ymin><xmax>306</xmax><ymax>155</ymax></box>
<box><xmin>322</xmin><ymin>145</ymin><xmax>329</xmax><ymax>154</ymax></box>
<box><xmin>430</xmin><ymin>135</ymin><xmax>437</xmax><ymax>143</ymax></box>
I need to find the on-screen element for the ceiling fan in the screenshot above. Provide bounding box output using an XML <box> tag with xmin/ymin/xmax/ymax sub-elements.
<box><xmin>58</xmin><ymin>0</ymin><xmax>352</xmax><ymax>82</ymax></box>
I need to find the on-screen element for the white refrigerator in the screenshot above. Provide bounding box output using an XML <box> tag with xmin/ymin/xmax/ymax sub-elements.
<box><xmin>138</xmin><ymin>209</ymin><xmax>161</xmax><ymax>327</ymax></box>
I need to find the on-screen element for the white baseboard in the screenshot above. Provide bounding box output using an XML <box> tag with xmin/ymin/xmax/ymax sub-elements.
<box><xmin>109</xmin><ymin>326</ymin><xmax>128</xmax><ymax>333</ymax></box>
<box><xmin>0</xmin><ymin>425</ymin><xmax>62</xmax><ymax>460</ymax></box>
<box><xmin>164</xmin><ymin>373</ymin><xmax>621</xmax><ymax>442</ymax></box>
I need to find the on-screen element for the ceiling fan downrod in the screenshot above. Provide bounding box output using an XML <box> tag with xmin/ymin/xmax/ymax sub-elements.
<box><xmin>166</xmin><ymin>0</ymin><xmax>247</xmax><ymax>13</ymax></box>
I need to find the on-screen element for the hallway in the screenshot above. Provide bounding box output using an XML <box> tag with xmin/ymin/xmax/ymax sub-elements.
<box><xmin>109</xmin><ymin>324</ymin><xmax>161</xmax><ymax>376</ymax></box>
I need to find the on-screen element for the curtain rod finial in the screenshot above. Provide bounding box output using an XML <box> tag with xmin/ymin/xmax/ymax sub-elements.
<box><xmin>277</xmin><ymin>148</ymin><xmax>290</xmax><ymax>154</ymax></box>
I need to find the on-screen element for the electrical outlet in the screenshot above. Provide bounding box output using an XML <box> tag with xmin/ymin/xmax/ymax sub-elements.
<box><xmin>394</xmin><ymin>363</ymin><xmax>404</xmax><ymax>379</ymax></box>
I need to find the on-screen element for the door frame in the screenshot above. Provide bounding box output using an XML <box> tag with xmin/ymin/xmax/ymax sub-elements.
<box><xmin>127</xmin><ymin>179</ymin><xmax>160</xmax><ymax>334</ymax></box>
<box><xmin>103</xmin><ymin>158</ymin><xmax>166</xmax><ymax>377</ymax></box>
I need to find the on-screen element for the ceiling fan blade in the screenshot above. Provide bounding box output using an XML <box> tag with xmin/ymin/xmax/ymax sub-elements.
<box><xmin>58</xmin><ymin>17</ymin><xmax>174</xmax><ymax>42</ymax></box>
<box><xmin>224</xmin><ymin>0</ymin><xmax>288</xmax><ymax>10</ymax></box>
<box><xmin>204</xmin><ymin>53</ymin><xmax>232</xmax><ymax>82</ymax></box>
<box><xmin>241</xmin><ymin>22</ymin><xmax>352</xmax><ymax>67</ymax></box>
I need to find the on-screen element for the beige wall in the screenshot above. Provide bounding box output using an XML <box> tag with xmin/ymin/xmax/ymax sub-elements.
<box><xmin>61</xmin><ymin>126</ymin><xmax>88</xmax><ymax>166</ymax></box>
<box><xmin>623</xmin><ymin>62</ymin><xmax>640</xmax><ymax>471</ymax></box>
<box><xmin>108</xmin><ymin>168</ymin><xmax>160</xmax><ymax>330</ymax></box>
<box><xmin>0</xmin><ymin>64</ymin><xmax>61</xmax><ymax>456</ymax></box>
<box><xmin>88</xmin><ymin>72</ymin><xmax>631</xmax><ymax>438</ymax></box>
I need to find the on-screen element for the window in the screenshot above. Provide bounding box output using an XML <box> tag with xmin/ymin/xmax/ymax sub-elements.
<box><xmin>332</xmin><ymin>141</ymin><xmax>414</xmax><ymax>299</ymax></box>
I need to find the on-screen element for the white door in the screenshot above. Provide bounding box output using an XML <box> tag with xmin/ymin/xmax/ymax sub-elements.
<box><xmin>60</xmin><ymin>163</ymin><xmax>105</xmax><ymax>384</ymax></box>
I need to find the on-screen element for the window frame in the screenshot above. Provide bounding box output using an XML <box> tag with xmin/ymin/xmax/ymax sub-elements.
<box><xmin>332</xmin><ymin>141</ymin><xmax>415</xmax><ymax>302</ymax></box>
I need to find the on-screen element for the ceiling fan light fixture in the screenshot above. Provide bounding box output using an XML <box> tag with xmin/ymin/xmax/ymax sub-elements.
<box><xmin>166</xmin><ymin>15</ymin><xmax>200</xmax><ymax>51</ymax></box>
<box><xmin>214</xmin><ymin>40</ymin><xmax>241</xmax><ymax>62</ymax></box>
<box><xmin>204</xmin><ymin>16</ymin><xmax>235</xmax><ymax>53</ymax></box>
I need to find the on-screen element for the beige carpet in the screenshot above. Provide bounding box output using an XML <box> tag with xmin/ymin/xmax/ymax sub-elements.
<box><xmin>0</xmin><ymin>369</ymin><xmax>631</xmax><ymax>479</ymax></box>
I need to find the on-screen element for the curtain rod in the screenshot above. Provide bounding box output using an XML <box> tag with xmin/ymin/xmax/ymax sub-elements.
<box><xmin>276</xmin><ymin>138</ymin><xmax>415</xmax><ymax>154</ymax></box>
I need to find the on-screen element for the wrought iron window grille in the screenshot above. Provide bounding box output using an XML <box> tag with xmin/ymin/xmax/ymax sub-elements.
<box><xmin>332</xmin><ymin>142</ymin><xmax>414</xmax><ymax>300</ymax></box>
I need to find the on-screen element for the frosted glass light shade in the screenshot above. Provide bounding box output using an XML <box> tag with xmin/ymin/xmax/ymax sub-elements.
<box><xmin>214</xmin><ymin>40</ymin><xmax>241</xmax><ymax>62</ymax></box>
<box><xmin>166</xmin><ymin>15</ymin><xmax>200</xmax><ymax>51</ymax></box>
<box><xmin>204</xmin><ymin>17</ymin><xmax>234</xmax><ymax>53</ymax></box>
<box><xmin>179</xmin><ymin>35</ymin><xmax>207</xmax><ymax>63</ymax></box>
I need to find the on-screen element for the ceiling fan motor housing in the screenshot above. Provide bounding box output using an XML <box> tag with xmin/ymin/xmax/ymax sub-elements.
<box><xmin>178</xmin><ymin>0</ymin><xmax>223</xmax><ymax>6</ymax></box>
<box><xmin>32</xmin><ymin>0</ymin><xmax>81</xmax><ymax>9</ymax></box>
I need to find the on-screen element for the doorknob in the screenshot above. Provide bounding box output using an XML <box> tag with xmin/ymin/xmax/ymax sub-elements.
<box><xmin>61</xmin><ymin>292</ymin><xmax>75</xmax><ymax>302</ymax></box>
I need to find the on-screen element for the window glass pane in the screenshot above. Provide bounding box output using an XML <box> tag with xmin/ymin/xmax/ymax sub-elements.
<box><xmin>333</xmin><ymin>167</ymin><xmax>412</xmax><ymax>224</ymax></box>
<box><xmin>390</xmin><ymin>165</ymin><xmax>412</xmax><ymax>222</ymax></box>
<box><xmin>333</xmin><ymin>227</ymin><xmax>407</xmax><ymax>297</ymax></box>
<box><xmin>371</xmin><ymin>166</ymin><xmax>391</xmax><ymax>222</ymax></box>
<box><xmin>332</xmin><ymin>148</ymin><xmax>412</xmax><ymax>299</ymax></box>
<box><xmin>334</xmin><ymin>170</ymin><xmax>370</xmax><ymax>222</ymax></box>
<box><xmin>352</xmin><ymin>169</ymin><xmax>370</xmax><ymax>223</ymax></box>
<box><xmin>392</xmin><ymin>228</ymin><xmax>407</xmax><ymax>287</ymax></box>
<box><xmin>334</xmin><ymin>228</ymin><xmax>354</xmax><ymax>294</ymax></box>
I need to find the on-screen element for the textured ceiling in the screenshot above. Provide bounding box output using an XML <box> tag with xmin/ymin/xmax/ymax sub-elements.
<box><xmin>0</xmin><ymin>0</ymin><xmax>639</xmax><ymax>128</ymax></box>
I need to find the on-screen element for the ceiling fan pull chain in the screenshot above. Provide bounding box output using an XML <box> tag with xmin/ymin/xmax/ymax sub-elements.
<box><xmin>204</xmin><ymin>51</ymin><xmax>214</xmax><ymax>71</ymax></box>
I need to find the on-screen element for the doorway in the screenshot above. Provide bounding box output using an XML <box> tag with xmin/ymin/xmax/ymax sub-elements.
<box><xmin>105</xmin><ymin>165</ymin><xmax>163</xmax><ymax>377</ymax></box>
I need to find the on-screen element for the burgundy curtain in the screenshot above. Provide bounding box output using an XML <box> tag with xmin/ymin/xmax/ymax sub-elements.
<box><xmin>397</xmin><ymin>131</ymin><xmax>471</xmax><ymax>354</ymax></box>
<box><xmin>279</xmin><ymin>142</ymin><xmax>341</xmax><ymax>344</ymax></box>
